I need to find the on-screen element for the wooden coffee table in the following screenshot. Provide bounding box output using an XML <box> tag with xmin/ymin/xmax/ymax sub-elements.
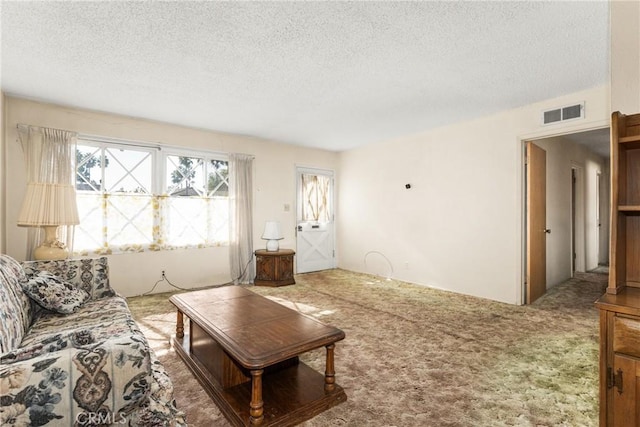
<box><xmin>169</xmin><ymin>286</ymin><xmax>346</xmax><ymax>426</ymax></box>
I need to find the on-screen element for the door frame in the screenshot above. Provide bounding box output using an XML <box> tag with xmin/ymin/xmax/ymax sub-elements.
<box><xmin>596</xmin><ymin>171</ymin><xmax>602</xmax><ymax>265</ymax></box>
<box><xmin>571</xmin><ymin>163</ymin><xmax>586</xmax><ymax>275</ymax></box>
<box><xmin>597</xmin><ymin>168</ymin><xmax>611</xmax><ymax>267</ymax></box>
<box><xmin>519</xmin><ymin>120</ymin><xmax>609</xmax><ymax>305</ymax></box>
<box><xmin>571</xmin><ymin>167</ymin><xmax>577</xmax><ymax>275</ymax></box>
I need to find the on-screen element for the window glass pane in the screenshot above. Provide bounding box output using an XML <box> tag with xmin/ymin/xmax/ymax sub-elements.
<box><xmin>209</xmin><ymin>198</ymin><xmax>230</xmax><ymax>242</ymax></box>
<box><xmin>301</xmin><ymin>173</ymin><xmax>331</xmax><ymax>222</ymax></box>
<box><xmin>166</xmin><ymin>155</ymin><xmax>205</xmax><ymax>196</ymax></box>
<box><xmin>106</xmin><ymin>194</ymin><xmax>153</xmax><ymax>247</ymax></box>
<box><xmin>166</xmin><ymin>197</ymin><xmax>208</xmax><ymax>246</ymax></box>
<box><xmin>207</xmin><ymin>160</ymin><xmax>229</xmax><ymax>197</ymax></box>
<box><xmin>104</xmin><ymin>148</ymin><xmax>152</xmax><ymax>194</ymax></box>
<box><xmin>74</xmin><ymin>193</ymin><xmax>104</xmax><ymax>252</ymax></box>
<box><xmin>76</xmin><ymin>145</ymin><xmax>103</xmax><ymax>192</ymax></box>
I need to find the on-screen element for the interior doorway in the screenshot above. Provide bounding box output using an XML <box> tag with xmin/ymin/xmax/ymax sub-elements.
<box><xmin>523</xmin><ymin>127</ymin><xmax>610</xmax><ymax>304</ymax></box>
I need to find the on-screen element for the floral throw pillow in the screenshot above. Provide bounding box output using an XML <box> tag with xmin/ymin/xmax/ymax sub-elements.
<box><xmin>21</xmin><ymin>271</ymin><xmax>90</xmax><ymax>314</ymax></box>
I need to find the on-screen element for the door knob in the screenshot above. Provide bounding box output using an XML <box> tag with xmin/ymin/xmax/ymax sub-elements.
<box><xmin>544</xmin><ymin>229</ymin><xmax>551</xmax><ymax>234</ymax></box>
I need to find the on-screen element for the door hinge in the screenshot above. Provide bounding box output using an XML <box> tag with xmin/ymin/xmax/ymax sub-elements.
<box><xmin>607</xmin><ymin>367</ymin><xmax>623</xmax><ymax>394</ymax></box>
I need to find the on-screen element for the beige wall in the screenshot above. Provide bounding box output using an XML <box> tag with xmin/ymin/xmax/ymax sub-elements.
<box><xmin>337</xmin><ymin>85</ymin><xmax>609</xmax><ymax>304</ymax></box>
<box><xmin>611</xmin><ymin>0</ymin><xmax>640</xmax><ymax>113</ymax></box>
<box><xmin>4</xmin><ymin>96</ymin><xmax>338</xmax><ymax>296</ymax></box>
<box><xmin>534</xmin><ymin>136</ymin><xmax>609</xmax><ymax>288</ymax></box>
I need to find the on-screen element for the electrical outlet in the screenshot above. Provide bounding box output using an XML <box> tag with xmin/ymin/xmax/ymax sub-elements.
<box><xmin>162</xmin><ymin>270</ymin><xmax>166</xmax><ymax>278</ymax></box>
<box><xmin>404</xmin><ymin>262</ymin><xmax>409</xmax><ymax>270</ymax></box>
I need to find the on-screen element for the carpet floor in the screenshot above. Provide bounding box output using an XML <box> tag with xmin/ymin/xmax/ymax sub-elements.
<box><xmin>127</xmin><ymin>269</ymin><xmax>607</xmax><ymax>427</ymax></box>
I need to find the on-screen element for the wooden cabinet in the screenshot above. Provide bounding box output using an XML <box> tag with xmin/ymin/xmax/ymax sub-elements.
<box><xmin>254</xmin><ymin>249</ymin><xmax>295</xmax><ymax>287</ymax></box>
<box><xmin>597</xmin><ymin>111</ymin><xmax>640</xmax><ymax>426</ymax></box>
<box><xmin>596</xmin><ymin>292</ymin><xmax>640</xmax><ymax>426</ymax></box>
<box><xmin>608</xmin><ymin>111</ymin><xmax>640</xmax><ymax>294</ymax></box>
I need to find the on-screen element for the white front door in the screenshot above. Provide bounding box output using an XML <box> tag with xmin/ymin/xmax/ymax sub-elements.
<box><xmin>296</xmin><ymin>167</ymin><xmax>335</xmax><ymax>273</ymax></box>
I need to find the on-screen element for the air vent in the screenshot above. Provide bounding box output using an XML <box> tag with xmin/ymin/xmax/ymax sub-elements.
<box><xmin>542</xmin><ymin>102</ymin><xmax>584</xmax><ymax>125</ymax></box>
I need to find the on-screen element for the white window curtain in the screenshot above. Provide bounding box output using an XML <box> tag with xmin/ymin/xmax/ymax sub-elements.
<box><xmin>228</xmin><ymin>153</ymin><xmax>254</xmax><ymax>284</ymax></box>
<box><xmin>18</xmin><ymin>125</ymin><xmax>78</xmax><ymax>260</ymax></box>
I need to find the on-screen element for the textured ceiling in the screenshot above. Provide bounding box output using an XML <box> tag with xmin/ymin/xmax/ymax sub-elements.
<box><xmin>1</xmin><ymin>1</ymin><xmax>609</xmax><ymax>152</ymax></box>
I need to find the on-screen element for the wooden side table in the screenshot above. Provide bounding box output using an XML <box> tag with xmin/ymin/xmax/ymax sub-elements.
<box><xmin>254</xmin><ymin>249</ymin><xmax>295</xmax><ymax>287</ymax></box>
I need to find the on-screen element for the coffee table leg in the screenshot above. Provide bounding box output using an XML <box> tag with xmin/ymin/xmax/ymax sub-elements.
<box><xmin>250</xmin><ymin>369</ymin><xmax>264</xmax><ymax>425</ymax></box>
<box><xmin>176</xmin><ymin>310</ymin><xmax>184</xmax><ymax>339</ymax></box>
<box><xmin>325</xmin><ymin>344</ymin><xmax>336</xmax><ymax>392</ymax></box>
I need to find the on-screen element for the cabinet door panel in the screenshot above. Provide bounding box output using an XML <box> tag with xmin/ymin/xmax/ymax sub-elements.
<box><xmin>279</xmin><ymin>256</ymin><xmax>294</xmax><ymax>280</ymax></box>
<box><xmin>256</xmin><ymin>256</ymin><xmax>274</xmax><ymax>281</ymax></box>
<box><xmin>612</xmin><ymin>354</ymin><xmax>640</xmax><ymax>426</ymax></box>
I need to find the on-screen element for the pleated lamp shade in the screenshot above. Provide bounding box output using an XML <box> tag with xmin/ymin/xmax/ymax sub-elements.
<box><xmin>18</xmin><ymin>183</ymin><xmax>79</xmax><ymax>260</ymax></box>
<box><xmin>18</xmin><ymin>182</ymin><xmax>80</xmax><ymax>226</ymax></box>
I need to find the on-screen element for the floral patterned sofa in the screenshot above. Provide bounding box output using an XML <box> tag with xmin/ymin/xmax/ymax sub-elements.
<box><xmin>0</xmin><ymin>255</ymin><xmax>186</xmax><ymax>426</ymax></box>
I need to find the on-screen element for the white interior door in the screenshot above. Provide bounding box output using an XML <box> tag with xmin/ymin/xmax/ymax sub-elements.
<box><xmin>296</xmin><ymin>167</ymin><xmax>335</xmax><ymax>273</ymax></box>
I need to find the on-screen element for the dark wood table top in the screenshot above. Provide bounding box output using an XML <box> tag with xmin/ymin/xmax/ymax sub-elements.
<box><xmin>169</xmin><ymin>286</ymin><xmax>345</xmax><ymax>369</ymax></box>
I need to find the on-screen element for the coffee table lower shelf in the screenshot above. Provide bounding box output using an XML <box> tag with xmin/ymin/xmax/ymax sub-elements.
<box><xmin>171</xmin><ymin>334</ymin><xmax>347</xmax><ymax>427</ymax></box>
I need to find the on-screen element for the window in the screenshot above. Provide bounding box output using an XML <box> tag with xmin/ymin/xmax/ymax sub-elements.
<box><xmin>74</xmin><ymin>139</ymin><xmax>229</xmax><ymax>255</ymax></box>
<box><xmin>164</xmin><ymin>155</ymin><xmax>229</xmax><ymax>247</ymax></box>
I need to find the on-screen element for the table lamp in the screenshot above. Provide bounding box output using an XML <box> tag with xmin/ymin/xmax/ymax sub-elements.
<box><xmin>261</xmin><ymin>221</ymin><xmax>283</xmax><ymax>251</ymax></box>
<box><xmin>17</xmin><ymin>182</ymin><xmax>80</xmax><ymax>260</ymax></box>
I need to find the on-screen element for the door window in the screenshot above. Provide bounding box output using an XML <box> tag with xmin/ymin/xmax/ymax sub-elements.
<box><xmin>301</xmin><ymin>173</ymin><xmax>331</xmax><ymax>222</ymax></box>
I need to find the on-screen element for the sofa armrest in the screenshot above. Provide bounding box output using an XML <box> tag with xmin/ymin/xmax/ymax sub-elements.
<box><xmin>0</xmin><ymin>334</ymin><xmax>152</xmax><ymax>425</ymax></box>
<box><xmin>21</xmin><ymin>257</ymin><xmax>115</xmax><ymax>301</ymax></box>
